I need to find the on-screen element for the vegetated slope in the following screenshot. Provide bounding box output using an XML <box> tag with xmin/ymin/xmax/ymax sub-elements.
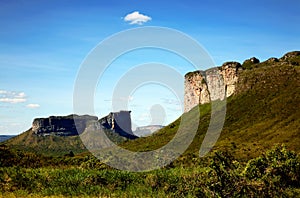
<box><xmin>3</xmin><ymin>112</ymin><xmax>137</xmax><ymax>156</ymax></box>
<box><xmin>4</xmin><ymin>127</ymin><xmax>132</xmax><ymax>157</ymax></box>
<box><xmin>121</xmin><ymin>52</ymin><xmax>300</xmax><ymax>161</ymax></box>
<box><xmin>3</xmin><ymin>52</ymin><xmax>300</xmax><ymax>160</ymax></box>
<box><xmin>4</xmin><ymin>129</ymin><xmax>87</xmax><ymax>156</ymax></box>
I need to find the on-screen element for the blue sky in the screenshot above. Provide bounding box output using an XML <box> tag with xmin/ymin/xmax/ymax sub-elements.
<box><xmin>0</xmin><ymin>0</ymin><xmax>299</xmax><ymax>135</ymax></box>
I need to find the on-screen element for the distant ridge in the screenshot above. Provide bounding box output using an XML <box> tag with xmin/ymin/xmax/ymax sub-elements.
<box><xmin>0</xmin><ymin>135</ymin><xmax>15</xmax><ymax>143</ymax></box>
<box><xmin>134</xmin><ymin>125</ymin><xmax>164</xmax><ymax>137</ymax></box>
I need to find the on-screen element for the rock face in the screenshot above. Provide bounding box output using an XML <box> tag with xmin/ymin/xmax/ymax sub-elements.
<box><xmin>184</xmin><ymin>71</ymin><xmax>210</xmax><ymax>112</ymax></box>
<box><xmin>184</xmin><ymin>62</ymin><xmax>242</xmax><ymax>112</ymax></box>
<box><xmin>184</xmin><ymin>51</ymin><xmax>300</xmax><ymax>112</ymax></box>
<box><xmin>221</xmin><ymin>62</ymin><xmax>242</xmax><ymax>97</ymax></box>
<box><xmin>99</xmin><ymin>111</ymin><xmax>137</xmax><ymax>139</ymax></box>
<box><xmin>32</xmin><ymin>111</ymin><xmax>137</xmax><ymax>139</ymax></box>
<box><xmin>32</xmin><ymin>115</ymin><xmax>98</xmax><ymax>136</ymax></box>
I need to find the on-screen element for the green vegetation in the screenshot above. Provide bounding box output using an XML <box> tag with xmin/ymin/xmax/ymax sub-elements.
<box><xmin>120</xmin><ymin>60</ymin><xmax>300</xmax><ymax>162</ymax></box>
<box><xmin>1</xmin><ymin>52</ymin><xmax>299</xmax><ymax>197</ymax></box>
<box><xmin>4</xmin><ymin>129</ymin><xmax>87</xmax><ymax>156</ymax></box>
<box><xmin>3</xmin><ymin>128</ymin><xmax>128</xmax><ymax>157</ymax></box>
<box><xmin>0</xmin><ymin>145</ymin><xmax>299</xmax><ymax>197</ymax></box>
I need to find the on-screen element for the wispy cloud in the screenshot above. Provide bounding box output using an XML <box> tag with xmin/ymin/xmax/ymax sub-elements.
<box><xmin>161</xmin><ymin>98</ymin><xmax>181</xmax><ymax>106</ymax></box>
<box><xmin>26</xmin><ymin>103</ymin><xmax>40</xmax><ymax>109</ymax></box>
<box><xmin>0</xmin><ymin>90</ymin><xmax>26</xmax><ymax>103</ymax></box>
<box><xmin>124</xmin><ymin>11</ymin><xmax>152</xmax><ymax>25</ymax></box>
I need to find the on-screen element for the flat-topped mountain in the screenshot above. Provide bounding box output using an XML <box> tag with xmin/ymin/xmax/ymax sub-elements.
<box><xmin>4</xmin><ymin>111</ymin><xmax>138</xmax><ymax>155</ymax></box>
<box><xmin>3</xmin><ymin>51</ymin><xmax>299</xmax><ymax>159</ymax></box>
<box><xmin>32</xmin><ymin>114</ymin><xmax>98</xmax><ymax>136</ymax></box>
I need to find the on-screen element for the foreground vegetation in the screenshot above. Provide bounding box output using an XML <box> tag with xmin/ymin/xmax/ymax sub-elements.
<box><xmin>0</xmin><ymin>145</ymin><xmax>299</xmax><ymax>197</ymax></box>
<box><xmin>1</xmin><ymin>52</ymin><xmax>299</xmax><ymax>197</ymax></box>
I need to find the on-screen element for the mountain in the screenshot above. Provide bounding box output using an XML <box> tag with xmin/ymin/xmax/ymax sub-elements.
<box><xmin>0</xmin><ymin>135</ymin><xmax>15</xmax><ymax>143</ymax></box>
<box><xmin>4</xmin><ymin>111</ymin><xmax>138</xmax><ymax>156</ymax></box>
<box><xmin>134</xmin><ymin>125</ymin><xmax>164</xmax><ymax>137</ymax></box>
<box><xmin>120</xmin><ymin>51</ymin><xmax>300</xmax><ymax>162</ymax></box>
<box><xmin>3</xmin><ymin>51</ymin><xmax>299</xmax><ymax>160</ymax></box>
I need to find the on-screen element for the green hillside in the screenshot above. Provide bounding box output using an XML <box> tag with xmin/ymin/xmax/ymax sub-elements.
<box><xmin>1</xmin><ymin>52</ymin><xmax>300</xmax><ymax>197</ymax></box>
<box><xmin>4</xmin><ymin>127</ymin><xmax>129</xmax><ymax>156</ymax></box>
<box><xmin>3</xmin><ymin>52</ymin><xmax>300</xmax><ymax>161</ymax></box>
<box><xmin>120</xmin><ymin>52</ymin><xmax>300</xmax><ymax>162</ymax></box>
<box><xmin>4</xmin><ymin>129</ymin><xmax>87</xmax><ymax>156</ymax></box>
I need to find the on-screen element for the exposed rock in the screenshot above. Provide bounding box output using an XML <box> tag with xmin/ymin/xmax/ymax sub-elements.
<box><xmin>266</xmin><ymin>57</ymin><xmax>279</xmax><ymax>63</ymax></box>
<box><xmin>221</xmin><ymin>62</ymin><xmax>242</xmax><ymax>97</ymax></box>
<box><xmin>32</xmin><ymin>115</ymin><xmax>98</xmax><ymax>136</ymax></box>
<box><xmin>280</xmin><ymin>51</ymin><xmax>300</xmax><ymax>60</ymax></box>
<box><xmin>184</xmin><ymin>51</ymin><xmax>300</xmax><ymax>112</ymax></box>
<box><xmin>134</xmin><ymin>125</ymin><xmax>164</xmax><ymax>137</ymax></box>
<box><xmin>184</xmin><ymin>62</ymin><xmax>242</xmax><ymax>112</ymax></box>
<box><xmin>222</xmin><ymin>61</ymin><xmax>243</xmax><ymax>68</ymax></box>
<box><xmin>98</xmin><ymin>111</ymin><xmax>137</xmax><ymax>139</ymax></box>
<box><xmin>184</xmin><ymin>71</ymin><xmax>210</xmax><ymax>112</ymax></box>
<box><xmin>32</xmin><ymin>111</ymin><xmax>137</xmax><ymax>139</ymax></box>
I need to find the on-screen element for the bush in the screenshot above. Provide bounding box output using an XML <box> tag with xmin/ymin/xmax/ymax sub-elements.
<box><xmin>244</xmin><ymin>145</ymin><xmax>300</xmax><ymax>188</ymax></box>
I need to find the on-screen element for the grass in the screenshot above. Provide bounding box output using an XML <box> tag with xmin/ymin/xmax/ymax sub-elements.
<box><xmin>118</xmin><ymin>62</ymin><xmax>300</xmax><ymax>163</ymax></box>
<box><xmin>1</xmin><ymin>52</ymin><xmax>299</xmax><ymax>197</ymax></box>
<box><xmin>0</xmin><ymin>145</ymin><xmax>299</xmax><ymax>197</ymax></box>
<box><xmin>4</xmin><ymin>56</ymin><xmax>299</xmax><ymax>160</ymax></box>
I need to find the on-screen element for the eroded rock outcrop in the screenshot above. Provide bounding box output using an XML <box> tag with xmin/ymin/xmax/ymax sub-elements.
<box><xmin>184</xmin><ymin>71</ymin><xmax>210</xmax><ymax>112</ymax></box>
<box><xmin>32</xmin><ymin>115</ymin><xmax>98</xmax><ymax>136</ymax></box>
<box><xmin>98</xmin><ymin>111</ymin><xmax>137</xmax><ymax>139</ymax></box>
<box><xmin>32</xmin><ymin>111</ymin><xmax>137</xmax><ymax>139</ymax></box>
<box><xmin>184</xmin><ymin>62</ymin><xmax>242</xmax><ymax>112</ymax></box>
<box><xmin>184</xmin><ymin>51</ymin><xmax>300</xmax><ymax>112</ymax></box>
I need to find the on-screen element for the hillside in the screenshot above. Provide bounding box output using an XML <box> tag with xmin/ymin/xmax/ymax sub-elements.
<box><xmin>120</xmin><ymin>51</ymin><xmax>300</xmax><ymax>162</ymax></box>
<box><xmin>3</xmin><ymin>51</ymin><xmax>300</xmax><ymax>161</ymax></box>
<box><xmin>1</xmin><ymin>51</ymin><xmax>299</xmax><ymax>197</ymax></box>
<box><xmin>4</xmin><ymin>112</ymin><xmax>137</xmax><ymax>156</ymax></box>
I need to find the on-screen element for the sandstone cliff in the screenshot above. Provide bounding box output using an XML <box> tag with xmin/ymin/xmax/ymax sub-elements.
<box><xmin>32</xmin><ymin>111</ymin><xmax>137</xmax><ymax>139</ymax></box>
<box><xmin>184</xmin><ymin>51</ymin><xmax>300</xmax><ymax>112</ymax></box>
<box><xmin>184</xmin><ymin>62</ymin><xmax>242</xmax><ymax>112</ymax></box>
<box><xmin>32</xmin><ymin>115</ymin><xmax>98</xmax><ymax>136</ymax></box>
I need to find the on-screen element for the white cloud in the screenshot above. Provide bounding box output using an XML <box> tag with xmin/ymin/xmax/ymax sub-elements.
<box><xmin>0</xmin><ymin>90</ymin><xmax>27</xmax><ymax>104</ymax></box>
<box><xmin>26</xmin><ymin>104</ymin><xmax>40</xmax><ymax>109</ymax></box>
<box><xmin>0</xmin><ymin>98</ymin><xmax>26</xmax><ymax>103</ymax></box>
<box><xmin>124</xmin><ymin>11</ymin><xmax>152</xmax><ymax>25</ymax></box>
<box><xmin>16</xmin><ymin>92</ymin><xmax>25</xmax><ymax>98</ymax></box>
